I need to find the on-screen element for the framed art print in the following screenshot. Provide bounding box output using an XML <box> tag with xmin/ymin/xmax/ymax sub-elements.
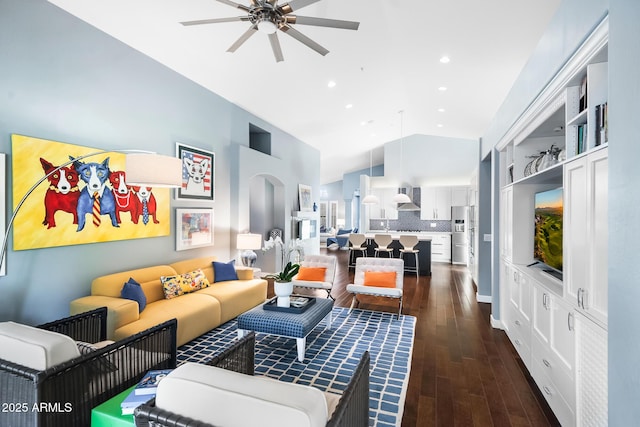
<box><xmin>176</xmin><ymin>143</ymin><xmax>214</xmax><ymax>201</ymax></box>
<box><xmin>176</xmin><ymin>208</ymin><xmax>214</xmax><ymax>251</ymax></box>
<box><xmin>298</xmin><ymin>184</ymin><xmax>312</xmax><ymax>211</ymax></box>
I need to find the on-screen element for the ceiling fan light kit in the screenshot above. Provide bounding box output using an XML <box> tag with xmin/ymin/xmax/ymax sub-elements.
<box><xmin>180</xmin><ymin>0</ymin><xmax>360</xmax><ymax>62</ymax></box>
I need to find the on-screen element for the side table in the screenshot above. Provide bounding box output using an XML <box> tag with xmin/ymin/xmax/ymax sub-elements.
<box><xmin>91</xmin><ymin>386</ymin><xmax>137</xmax><ymax>427</ymax></box>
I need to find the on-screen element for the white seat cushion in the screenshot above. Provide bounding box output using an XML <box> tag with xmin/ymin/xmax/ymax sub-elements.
<box><xmin>346</xmin><ymin>284</ymin><xmax>403</xmax><ymax>298</ymax></box>
<box><xmin>156</xmin><ymin>362</ymin><xmax>328</xmax><ymax>427</ymax></box>
<box><xmin>0</xmin><ymin>321</ymin><xmax>81</xmax><ymax>370</ymax></box>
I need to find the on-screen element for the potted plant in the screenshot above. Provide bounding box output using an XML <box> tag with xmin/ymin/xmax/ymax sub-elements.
<box><xmin>266</xmin><ymin>262</ymin><xmax>300</xmax><ymax>307</ymax></box>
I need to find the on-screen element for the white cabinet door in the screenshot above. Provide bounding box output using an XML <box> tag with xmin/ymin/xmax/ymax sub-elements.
<box><xmin>381</xmin><ymin>188</ymin><xmax>398</xmax><ymax>220</ymax></box>
<box><xmin>564</xmin><ymin>148</ymin><xmax>608</xmax><ymax>327</ymax></box>
<box><xmin>575</xmin><ymin>311</ymin><xmax>607</xmax><ymax>427</ymax></box>
<box><xmin>451</xmin><ymin>186</ymin><xmax>469</xmax><ymax>206</ymax></box>
<box><xmin>420</xmin><ymin>187</ymin><xmax>452</xmax><ymax>220</ymax></box>
<box><xmin>500</xmin><ymin>187</ymin><xmax>513</xmax><ymax>261</ymax></box>
<box><xmin>532</xmin><ymin>284</ymin><xmax>551</xmax><ymax>346</ymax></box>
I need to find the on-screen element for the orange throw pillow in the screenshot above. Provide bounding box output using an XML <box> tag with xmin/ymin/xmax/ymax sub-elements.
<box><xmin>296</xmin><ymin>266</ymin><xmax>327</xmax><ymax>281</ymax></box>
<box><xmin>363</xmin><ymin>271</ymin><xmax>397</xmax><ymax>288</ymax></box>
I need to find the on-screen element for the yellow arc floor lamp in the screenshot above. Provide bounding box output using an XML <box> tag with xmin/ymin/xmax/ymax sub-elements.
<box><xmin>0</xmin><ymin>150</ymin><xmax>183</xmax><ymax>276</ymax></box>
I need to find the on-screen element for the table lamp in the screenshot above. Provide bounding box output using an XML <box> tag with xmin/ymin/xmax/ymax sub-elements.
<box><xmin>236</xmin><ymin>233</ymin><xmax>262</xmax><ymax>267</ymax></box>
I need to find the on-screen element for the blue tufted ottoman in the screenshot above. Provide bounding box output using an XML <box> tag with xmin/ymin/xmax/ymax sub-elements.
<box><xmin>237</xmin><ymin>298</ymin><xmax>334</xmax><ymax>362</ymax></box>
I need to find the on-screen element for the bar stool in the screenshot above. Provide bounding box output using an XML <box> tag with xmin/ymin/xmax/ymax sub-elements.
<box><xmin>399</xmin><ymin>235</ymin><xmax>419</xmax><ymax>278</ymax></box>
<box><xmin>374</xmin><ymin>234</ymin><xmax>394</xmax><ymax>258</ymax></box>
<box><xmin>348</xmin><ymin>233</ymin><xmax>368</xmax><ymax>270</ymax></box>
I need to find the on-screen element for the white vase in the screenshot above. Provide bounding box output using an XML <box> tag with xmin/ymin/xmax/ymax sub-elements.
<box><xmin>274</xmin><ymin>281</ymin><xmax>293</xmax><ymax>307</ymax></box>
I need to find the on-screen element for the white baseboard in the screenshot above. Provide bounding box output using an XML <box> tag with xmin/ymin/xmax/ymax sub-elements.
<box><xmin>476</xmin><ymin>292</ymin><xmax>492</xmax><ymax>304</ymax></box>
<box><xmin>490</xmin><ymin>315</ymin><xmax>504</xmax><ymax>330</ymax></box>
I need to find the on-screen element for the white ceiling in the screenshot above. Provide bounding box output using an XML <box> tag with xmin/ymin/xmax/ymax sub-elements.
<box><xmin>48</xmin><ymin>0</ymin><xmax>561</xmax><ymax>184</ymax></box>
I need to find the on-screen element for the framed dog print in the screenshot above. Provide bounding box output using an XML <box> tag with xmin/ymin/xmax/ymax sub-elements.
<box><xmin>298</xmin><ymin>184</ymin><xmax>313</xmax><ymax>211</ymax></box>
<box><xmin>176</xmin><ymin>143</ymin><xmax>215</xmax><ymax>201</ymax></box>
<box><xmin>176</xmin><ymin>208</ymin><xmax>214</xmax><ymax>251</ymax></box>
<box><xmin>10</xmin><ymin>134</ymin><xmax>171</xmax><ymax>251</ymax></box>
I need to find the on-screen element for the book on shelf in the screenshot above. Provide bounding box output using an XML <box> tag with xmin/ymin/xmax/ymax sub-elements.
<box><xmin>134</xmin><ymin>368</ymin><xmax>173</xmax><ymax>395</ymax></box>
<box><xmin>579</xmin><ymin>75</ymin><xmax>588</xmax><ymax>112</ymax></box>
<box><xmin>595</xmin><ymin>102</ymin><xmax>608</xmax><ymax>146</ymax></box>
<box><xmin>121</xmin><ymin>388</ymin><xmax>154</xmax><ymax>415</ymax></box>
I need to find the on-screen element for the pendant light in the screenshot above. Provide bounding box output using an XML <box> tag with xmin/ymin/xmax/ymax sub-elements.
<box><xmin>393</xmin><ymin>110</ymin><xmax>412</xmax><ymax>204</ymax></box>
<box><xmin>362</xmin><ymin>148</ymin><xmax>380</xmax><ymax>205</ymax></box>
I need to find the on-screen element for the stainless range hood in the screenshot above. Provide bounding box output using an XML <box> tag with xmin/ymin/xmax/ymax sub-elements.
<box><xmin>396</xmin><ymin>187</ymin><xmax>421</xmax><ymax>211</ymax></box>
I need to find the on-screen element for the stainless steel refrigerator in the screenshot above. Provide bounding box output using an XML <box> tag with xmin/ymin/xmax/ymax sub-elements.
<box><xmin>451</xmin><ymin>206</ymin><xmax>469</xmax><ymax>265</ymax></box>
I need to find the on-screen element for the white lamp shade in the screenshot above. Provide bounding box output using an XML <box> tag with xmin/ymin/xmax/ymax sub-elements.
<box><xmin>362</xmin><ymin>194</ymin><xmax>380</xmax><ymax>204</ymax></box>
<box><xmin>392</xmin><ymin>193</ymin><xmax>411</xmax><ymax>203</ymax></box>
<box><xmin>125</xmin><ymin>153</ymin><xmax>182</xmax><ymax>188</ymax></box>
<box><xmin>236</xmin><ymin>233</ymin><xmax>263</xmax><ymax>250</ymax></box>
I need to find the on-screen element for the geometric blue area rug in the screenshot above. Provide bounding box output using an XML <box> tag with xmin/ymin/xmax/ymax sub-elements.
<box><xmin>178</xmin><ymin>307</ymin><xmax>416</xmax><ymax>427</ymax></box>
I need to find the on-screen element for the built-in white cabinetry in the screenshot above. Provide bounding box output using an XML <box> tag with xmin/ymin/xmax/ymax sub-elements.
<box><xmin>451</xmin><ymin>186</ymin><xmax>469</xmax><ymax>206</ymax></box>
<box><xmin>500</xmin><ymin>186</ymin><xmax>513</xmax><ymax>261</ymax></box>
<box><xmin>368</xmin><ymin>188</ymin><xmax>398</xmax><ymax>220</ymax></box>
<box><xmin>564</xmin><ymin>148</ymin><xmax>608</xmax><ymax>328</ymax></box>
<box><xmin>495</xmin><ymin>20</ymin><xmax>608</xmax><ymax>427</ymax></box>
<box><xmin>426</xmin><ymin>234</ymin><xmax>451</xmax><ymax>263</ymax></box>
<box><xmin>575</xmin><ymin>311</ymin><xmax>607</xmax><ymax>426</ymax></box>
<box><xmin>503</xmin><ymin>262</ymin><xmax>532</xmax><ymax>366</ymax></box>
<box><xmin>420</xmin><ymin>187</ymin><xmax>452</xmax><ymax>220</ymax></box>
<box><xmin>531</xmin><ymin>280</ymin><xmax>576</xmax><ymax>426</ymax></box>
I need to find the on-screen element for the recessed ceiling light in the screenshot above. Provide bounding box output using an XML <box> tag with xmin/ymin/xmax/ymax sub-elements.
<box><xmin>440</xmin><ymin>56</ymin><xmax>450</xmax><ymax>64</ymax></box>
<box><xmin>345</xmin><ymin>104</ymin><xmax>353</xmax><ymax>109</ymax></box>
<box><xmin>371</xmin><ymin>133</ymin><xmax>377</xmax><ymax>137</ymax></box>
<box><xmin>437</xmin><ymin>124</ymin><xmax>444</xmax><ymax>128</ymax></box>
<box><xmin>437</xmin><ymin>108</ymin><xmax>445</xmax><ymax>113</ymax></box>
<box><xmin>327</xmin><ymin>80</ymin><xmax>336</xmax><ymax>88</ymax></box>
<box><xmin>438</xmin><ymin>86</ymin><xmax>447</xmax><ymax>91</ymax></box>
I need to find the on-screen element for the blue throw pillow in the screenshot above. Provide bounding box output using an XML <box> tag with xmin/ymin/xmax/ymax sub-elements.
<box><xmin>213</xmin><ymin>260</ymin><xmax>239</xmax><ymax>283</ymax></box>
<box><xmin>121</xmin><ymin>277</ymin><xmax>147</xmax><ymax>312</ymax></box>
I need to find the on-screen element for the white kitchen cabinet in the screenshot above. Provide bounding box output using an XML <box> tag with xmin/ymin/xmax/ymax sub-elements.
<box><xmin>451</xmin><ymin>186</ymin><xmax>469</xmax><ymax>206</ymax></box>
<box><xmin>368</xmin><ymin>188</ymin><xmax>398</xmax><ymax>220</ymax></box>
<box><xmin>426</xmin><ymin>233</ymin><xmax>451</xmax><ymax>263</ymax></box>
<box><xmin>420</xmin><ymin>187</ymin><xmax>452</xmax><ymax>220</ymax></box>
<box><xmin>564</xmin><ymin>147</ymin><xmax>608</xmax><ymax>327</ymax></box>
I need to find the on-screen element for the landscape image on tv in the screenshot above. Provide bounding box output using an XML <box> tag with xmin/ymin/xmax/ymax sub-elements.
<box><xmin>534</xmin><ymin>188</ymin><xmax>563</xmax><ymax>271</ymax></box>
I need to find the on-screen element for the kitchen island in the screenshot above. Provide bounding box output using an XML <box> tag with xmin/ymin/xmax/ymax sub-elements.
<box><xmin>361</xmin><ymin>233</ymin><xmax>432</xmax><ymax>276</ymax></box>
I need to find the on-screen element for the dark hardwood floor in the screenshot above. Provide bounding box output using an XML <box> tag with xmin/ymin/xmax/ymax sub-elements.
<box><xmin>277</xmin><ymin>249</ymin><xmax>560</xmax><ymax>427</ymax></box>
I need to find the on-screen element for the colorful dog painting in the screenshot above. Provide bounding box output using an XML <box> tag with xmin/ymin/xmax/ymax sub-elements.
<box><xmin>40</xmin><ymin>158</ymin><xmax>80</xmax><ymax>229</ymax></box>
<box><xmin>132</xmin><ymin>186</ymin><xmax>159</xmax><ymax>225</ymax></box>
<box><xmin>109</xmin><ymin>170</ymin><xmax>136</xmax><ymax>224</ymax></box>
<box><xmin>71</xmin><ymin>156</ymin><xmax>119</xmax><ymax>231</ymax></box>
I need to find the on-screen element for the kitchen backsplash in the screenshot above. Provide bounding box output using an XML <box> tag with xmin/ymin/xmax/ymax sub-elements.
<box><xmin>369</xmin><ymin>211</ymin><xmax>452</xmax><ymax>232</ymax></box>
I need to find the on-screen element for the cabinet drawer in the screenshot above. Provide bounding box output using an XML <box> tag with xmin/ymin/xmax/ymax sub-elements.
<box><xmin>531</xmin><ymin>358</ymin><xmax>575</xmax><ymax>427</ymax></box>
<box><xmin>506</xmin><ymin>307</ymin><xmax>531</xmax><ymax>368</ymax></box>
<box><xmin>532</xmin><ymin>336</ymin><xmax>575</xmax><ymax>408</ymax></box>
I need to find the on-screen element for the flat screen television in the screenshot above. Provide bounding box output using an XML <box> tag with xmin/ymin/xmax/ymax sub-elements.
<box><xmin>533</xmin><ymin>187</ymin><xmax>563</xmax><ymax>279</ymax></box>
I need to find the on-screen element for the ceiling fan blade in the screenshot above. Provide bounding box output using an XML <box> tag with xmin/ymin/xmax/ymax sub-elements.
<box><xmin>227</xmin><ymin>24</ymin><xmax>258</xmax><ymax>52</ymax></box>
<box><xmin>279</xmin><ymin>24</ymin><xmax>329</xmax><ymax>56</ymax></box>
<box><xmin>279</xmin><ymin>0</ymin><xmax>322</xmax><ymax>14</ymax></box>
<box><xmin>180</xmin><ymin>16</ymin><xmax>248</xmax><ymax>26</ymax></box>
<box><xmin>287</xmin><ymin>15</ymin><xmax>360</xmax><ymax>30</ymax></box>
<box><xmin>268</xmin><ymin>33</ymin><xmax>284</xmax><ymax>62</ymax></box>
<box><xmin>216</xmin><ymin>0</ymin><xmax>251</xmax><ymax>12</ymax></box>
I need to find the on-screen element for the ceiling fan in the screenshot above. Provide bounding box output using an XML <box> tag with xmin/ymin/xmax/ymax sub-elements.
<box><xmin>180</xmin><ymin>0</ymin><xmax>360</xmax><ymax>62</ymax></box>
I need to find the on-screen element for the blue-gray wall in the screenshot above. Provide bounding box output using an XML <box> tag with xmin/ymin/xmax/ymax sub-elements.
<box><xmin>0</xmin><ymin>0</ymin><xmax>319</xmax><ymax>324</ymax></box>
<box><xmin>609</xmin><ymin>0</ymin><xmax>640</xmax><ymax>422</ymax></box>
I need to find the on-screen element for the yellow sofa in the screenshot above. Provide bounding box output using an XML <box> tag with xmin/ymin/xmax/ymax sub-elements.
<box><xmin>70</xmin><ymin>257</ymin><xmax>267</xmax><ymax>346</ymax></box>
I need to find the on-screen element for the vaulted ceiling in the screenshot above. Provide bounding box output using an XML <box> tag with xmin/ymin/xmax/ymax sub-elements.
<box><xmin>48</xmin><ymin>0</ymin><xmax>561</xmax><ymax>183</ymax></box>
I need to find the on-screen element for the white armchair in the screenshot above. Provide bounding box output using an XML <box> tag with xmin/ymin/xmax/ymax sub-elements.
<box><xmin>346</xmin><ymin>257</ymin><xmax>404</xmax><ymax>318</ymax></box>
<box><xmin>291</xmin><ymin>254</ymin><xmax>337</xmax><ymax>299</ymax></box>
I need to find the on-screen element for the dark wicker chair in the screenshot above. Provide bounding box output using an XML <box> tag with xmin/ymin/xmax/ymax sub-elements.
<box><xmin>134</xmin><ymin>332</ymin><xmax>370</xmax><ymax>427</ymax></box>
<box><xmin>0</xmin><ymin>307</ymin><xmax>177</xmax><ymax>427</ymax></box>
